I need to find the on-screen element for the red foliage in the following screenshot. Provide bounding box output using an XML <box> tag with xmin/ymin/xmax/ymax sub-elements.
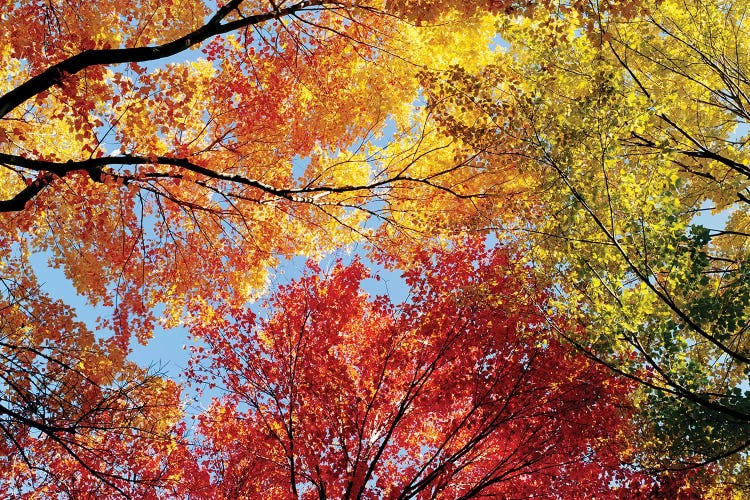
<box><xmin>187</xmin><ymin>239</ymin><xmax>657</xmax><ymax>498</ymax></box>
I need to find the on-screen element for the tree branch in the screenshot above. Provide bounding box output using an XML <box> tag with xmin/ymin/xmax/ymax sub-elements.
<box><xmin>0</xmin><ymin>0</ymin><xmax>333</xmax><ymax>119</ymax></box>
<box><xmin>0</xmin><ymin>173</ymin><xmax>54</xmax><ymax>212</ymax></box>
<box><xmin>0</xmin><ymin>151</ymin><xmax>487</xmax><ymax>212</ymax></box>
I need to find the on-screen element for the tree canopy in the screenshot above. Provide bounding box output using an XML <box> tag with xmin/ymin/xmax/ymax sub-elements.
<box><xmin>0</xmin><ymin>0</ymin><xmax>748</xmax><ymax>496</ymax></box>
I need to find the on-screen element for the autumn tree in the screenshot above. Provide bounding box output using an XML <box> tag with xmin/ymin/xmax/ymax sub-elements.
<box><xmin>0</xmin><ymin>273</ymin><xmax>186</xmax><ymax>496</ymax></box>
<box><xmin>0</xmin><ymin>0</ymin><xmax>537</xmax><ymax>350</ymax></box>
<box><xmin>1</xmin><ymin>0</ymin><xmax>724</xmax><ymax>495</ymax></box>
<box><xmin>417</xmin><ymin>0</ymin><xmax>750</xmax><ymax>490</ymax></box>
<box><xmin>186</xmin><ymin>239</ymin><xmax>674</xmax><ymax>498</ymax></box>
<box><xmin>0</xmin><ymin>0</ymin><xmax>516</xmax><ymax>491</ymax></box>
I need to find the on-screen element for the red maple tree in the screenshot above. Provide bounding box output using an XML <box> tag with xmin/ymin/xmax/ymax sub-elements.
<box><xmin>186</xmin><ymin>239</ymin><xmax>662</xmax><ymax>498</ymax></box>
